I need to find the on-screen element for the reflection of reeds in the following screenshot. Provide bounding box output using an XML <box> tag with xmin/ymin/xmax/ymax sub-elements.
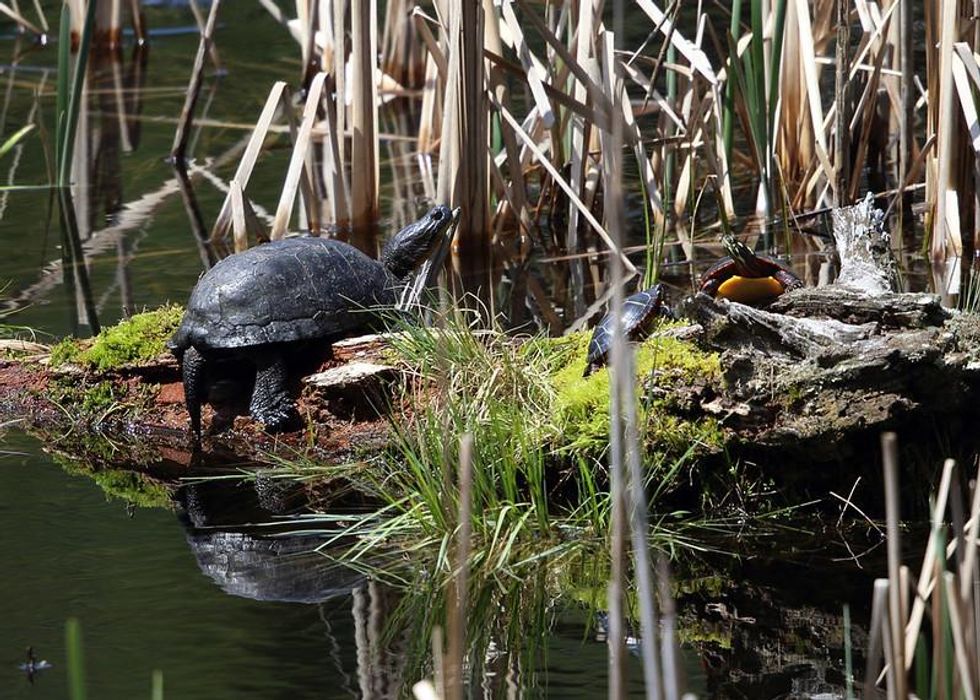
<box><xmin>862</xmin><ymin>433</ymin><xmax>980</xmax><ymax>698</ymax></box>
<box><xmin>55</xmin><ymin>0</ymin><xmax>100</xmax><ymax>334</ymax></box>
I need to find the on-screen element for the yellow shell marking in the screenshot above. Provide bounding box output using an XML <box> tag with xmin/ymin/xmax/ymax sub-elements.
<box><xmin>715</xmin><ymin>275</ymin><xmax>785</xmax><ymax>304</ymax></box>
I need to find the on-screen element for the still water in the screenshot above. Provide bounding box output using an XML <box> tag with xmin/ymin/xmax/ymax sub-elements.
<box><xmin>1</xmin><ymin>429</ymin><xmax>681</xmax><ymax>698</ymax></box>
<box><xmin>0</xmin><ymin>3</ymin><xmax>884</xmax><ymax>697</ymax></box>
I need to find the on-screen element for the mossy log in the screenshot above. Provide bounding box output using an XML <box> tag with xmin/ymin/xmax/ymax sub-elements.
<box><xmin>3</xmin><ymin>198</ymin><xmax>979</xmax><ymax>489</ymax></box>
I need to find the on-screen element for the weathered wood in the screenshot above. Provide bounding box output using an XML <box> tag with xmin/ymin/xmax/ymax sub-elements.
<box><xmin>685</xmin><ymin>196</ymin><xmax>980</xmax><ymax>460</ymax></box>
<box><xmin>831</xmin><ymin>192</ymin><xmax>898</xmax><ymax>294</ymax></box>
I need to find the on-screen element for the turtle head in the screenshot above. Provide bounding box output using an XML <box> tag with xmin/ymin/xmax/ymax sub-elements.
<box><xmin>721</xmin><ymin>234</ymin><xmax>766</xmax><ymax>277</ymax></box>
<box><xmin>382</xmin><ymin>205</ymin><xmax>457</xmax><ymax>279</ymax></box>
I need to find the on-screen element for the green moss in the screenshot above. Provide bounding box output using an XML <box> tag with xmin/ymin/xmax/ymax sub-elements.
<box><xmin>48</xmin><ymin>336</ymin><xmax>83</xmax><ymax>366</ymax></box>
<box><xmin>543</xmin><ymin>326</ymin><xmax>725</xmax><ymax>457</ymax></box>
<box><xmin>82</xmin><ymin>305</ymin><xmax>184</xmax><ymax>370</ymax></box>
<box><xmin>79</xmin><ymin>381</ymin><xmax>118</xmax><ymax>413</ymax></box>
<box><xmin>50</xmin><ymin>305</ymin><xmax>184</xmax><ymax>370</ymax></box>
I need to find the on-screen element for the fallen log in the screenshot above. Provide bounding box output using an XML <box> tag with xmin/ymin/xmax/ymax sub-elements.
<box><xmin>4</xmin><ymin>196</ymin><xmax>979</xmax><ymax>503</ymax></box>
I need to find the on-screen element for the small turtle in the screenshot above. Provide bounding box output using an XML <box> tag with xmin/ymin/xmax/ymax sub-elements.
<box><xmin>169</xmin><ymin>206</ymin><xmax>457</xmax><ymax>439</ymax></box>
<box><xmin>699</xmin><ymin>234</ymin><xmax>802</xmax><ymax>304</ymax></box>
<box><xmin>583</xmin><ymin>283</ymin><xmax>672</xmax><ymax>377</ymax></box>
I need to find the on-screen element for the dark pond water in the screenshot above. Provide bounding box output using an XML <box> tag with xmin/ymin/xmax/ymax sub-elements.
<box><xmin>0</xmin><ymin>3</ymin><xmax>902</xmax><ymax>697</ymax></box>
<box><xmin>0</xmin><ymin>429</ymin><xmax>690</xmax><ymax>697</ymax></box>
<box><xmin>2</xmin><ymin>427</ymin><xmax>888</xmax><ymax>698</ymax></box>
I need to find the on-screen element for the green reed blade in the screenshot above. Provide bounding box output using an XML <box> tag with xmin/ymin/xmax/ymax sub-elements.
<box><xmin>58</xmin><ymin>0</ymin><xmax>97</xmax><ymax>187</ymax></box>
<box><xmin>915</xmin><ymin>633</ymin><xmax>929</xmax><ymax>700</ymax></box>
<box><xmin>722</xmin><ymin>0</ymin><xmax>743</xmax><ymax>161</ymax></box>
<box><xmin>65</xmin><ymin>618</ymin><xmax>86</xmax><ymax>700</ymax></box>
<box><xmin>151</xmin><ymin>670</ymin><xmax>164</xmax><ymax>700</ymax></box>
<box><xmin>767</xmin><ymin>0</ymin><xmax>787</xmax><ymax>133</ymax></box>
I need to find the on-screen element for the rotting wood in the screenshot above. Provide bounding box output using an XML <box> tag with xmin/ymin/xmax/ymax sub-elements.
<box><xmin>688</xmin><ymin>195</ymin><xmax>980</xmax><ymax>460</ymax></box>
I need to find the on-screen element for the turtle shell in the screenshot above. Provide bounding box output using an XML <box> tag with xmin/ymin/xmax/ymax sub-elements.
<box><xmin>584</xmin><ymin>284</ymin><xmax>670</xmax><ymax>376</ymax></box>
<box><xmin>170</xmin><ymin>236</ymin><xmax>394</xmax><ymax>352</ymax></box>
<box><xmin>699</xmin><ymin>236</ymin><xmax>801</xmax><ymax>296</ymax></box>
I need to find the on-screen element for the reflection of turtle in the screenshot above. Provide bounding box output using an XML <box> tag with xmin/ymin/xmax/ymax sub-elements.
<box><xmin>699</xmin><ymin>235</ymin><xmax>802</xmax><ymax>305</ymax></box>
<box><xmin>169</xmin><ymin>206</ymin><xmax>457</xmax><ymax>439</ymax></box>
<box><xmin>583</xmin><ymin>284</ymin><xmax>673</xmax><ymax>377</ymax></box>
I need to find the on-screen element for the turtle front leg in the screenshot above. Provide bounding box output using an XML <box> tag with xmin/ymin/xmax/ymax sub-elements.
<box><xmin>249</xmin><ymin>350</ymin><xmax>299</xmax><ymax>432</ymax></box>
<box><xmin>182</xmin><ymin>346</ymin><xmax>207</xmax><ymax>442</ymax></box>
<box><xmin>774</xmin><ymin>269</ymin><xmax>804</xmax><ymax>292</ymax></box>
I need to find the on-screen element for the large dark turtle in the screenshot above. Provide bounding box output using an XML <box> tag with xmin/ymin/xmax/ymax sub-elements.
<box><xmin>699</xmin><ymin>234</ymin><xmax>802</xmax><ymax>304</ymax></box>
<box><xmin>169</xmin><ymin>205</ymin><xmax>456</xmax><ymax>439</ymax></box>
<box><xmin>583</xmin><ymin>283</ymin><xmax>673</xmax><ymax>377</ymax></box>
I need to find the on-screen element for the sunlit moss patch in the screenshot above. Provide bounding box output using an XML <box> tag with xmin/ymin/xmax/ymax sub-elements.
<box><xmin>541</xmin><ymin>326</ymin><xmax>724</xmax><ymax>457</ymax></box>
<box><xmin>50</xmin><ymin>305</ymin><xmax>184</xmax><ymax>370</ymax></box>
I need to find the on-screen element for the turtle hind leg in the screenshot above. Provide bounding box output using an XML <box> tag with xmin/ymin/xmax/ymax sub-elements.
<box><xmin>182</xmin><ymin>346</ymin><xmax>207</xmax><ymax>442</ymax></box>
<box><xmin>249</xmin><ymin>350</ymin><xmax>299</xmax><ymax>432</ymax></box>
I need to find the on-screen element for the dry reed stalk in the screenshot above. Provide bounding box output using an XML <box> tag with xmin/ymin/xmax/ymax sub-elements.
<box><xmin>600</xmin><ymin>26</ymin><xmax>629</xmax><ymax>699</ymax></box>
<box><xmin>881</xmin><ymin>432</ymin><xmax>906</xmax><ymax>699</ymax></box>
<box><xmin>350</xmin><ymin>0</ymin><xmax>379</xmax><ymax>235</ymax></box>
<box><xmin>271</xmin><ymin>72</ymin><xmax>326</xmax><ymax>239</ymax></box>
<box><xmin>228</xmin><ymin>179</ymin><xmax>264</xmax><ymax>253</ymax></box>
<box><xmin>319</xmin><ymin>84</ymin><xmax>350</xmax><ymax>228</ymax></box>
<box><xmin>210</xmin><ymin>82</ymin><xmax>287</xmax><ymax>244</ymax></box>
<box><xmin>833</xmin><ymin>0</ymin><xmax>849</xmax><ymax>205</ymax></box>
<box><xmin>229</xmin><ymin>180</ymin><xmax>248</xmax><ymax>253</ymax></box>
<box><xmin>943</xmin><ymin>572</ymin><xmax>978</xmax><ymax>698</ymax></box>
<box><xmin>498</xmin><ymin>0</ymin><xmax>554</xmax><ymax>129</ymax></box>
<box><xmin>415</xmin><ymin>8</ymin><xmax>446</xmax><ymax>154</ymax></box>
<box><xmin>445</xmin><ymin>434</ymin><xmax>473</xmax><ymax>700</ymax></box>
<box><xmin>897</xmin><ymin>0</ymin><xmax>913</xmax><ymax>192</ymax></box>
<box><xmin>960</xmin><ymin>462</ymin><xmax>980</xmax><ymax>599</ymax></box>
<box><xmin>777</xmin><ymin>0</ymin><xmax>814</xmax><ymax>205</ymax></box>
<box><xmin>846</xmin><ymin>17</ymin><xmax>890</xmax><ymax>203</ymax></box>
<box><xmin>173</xmin><ymin>163</ymin><xmax>215</xmax><ymax>266</ymax></box>
<box><xmin>596</xmin><ymin>22</ymin><xmax>664</xmax><ymax>697</ymax></box>
<box><xmin>381</xmin><ymin>0</ymin><xmax>421</xmax><ymax>89</ymax></box>
<box><xmin>865</xmin><ymin>579</ymin><xmax>889</xmax><ymax>697</ymax></box>
<box><xmin>512</xmin><ymin>0</ymin><xmax>616</xmax><ymax>129</ymax></box>
<box><xmin>931</xmin><ymin>0</ymin><xmax>963</xmax><ymax>286</ymax></box>
<box><xmin>791</xmin><ymin>0</ymin><xmax>836</xmax><ymax>200</ymax></box>
<box><xmin>496</xmin><ymin>102</ymin><xmax>637</xmax><ymax>277</ymax></box>
<box><xmin>436</xmin><ymin>0</ymin><xmax>490</xmax><ymax>300</ymax></box>
<box><xmin>0</xmin><ymin>1</ymin><xmax>42</xmax><ymax>35</ymax></box>
<box><xmin>904</xmin><ymin>457</ymin><xmax>955</xmax><ymax>665</ymax></box>
<box><xmin>170</xmin><ymin>0</ymin><xmax>220</xmax><ymax>165</ymax></box>
<box><xmin>951</xmin><ymin>43</ymin><xmax>980</xmax><ymax>265</ymax></box>
<box><xmin>432</xmin><ymin>624</ymin><xmax>445</xmax><ymax>699</ymax></box>
<box><xmin>188</xmin><ymin>0</ymin><xmax>221</xmax><ymax>71</ymax></box>
<box><xmin>280</xmin><ymin>79</ymin><xmax>320</xmax><ymax>235</ymax></box>
<box><xmin>566</xmin><ymin>0</ymin><xmax>599</xmax><ymax>320</ymax></box>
